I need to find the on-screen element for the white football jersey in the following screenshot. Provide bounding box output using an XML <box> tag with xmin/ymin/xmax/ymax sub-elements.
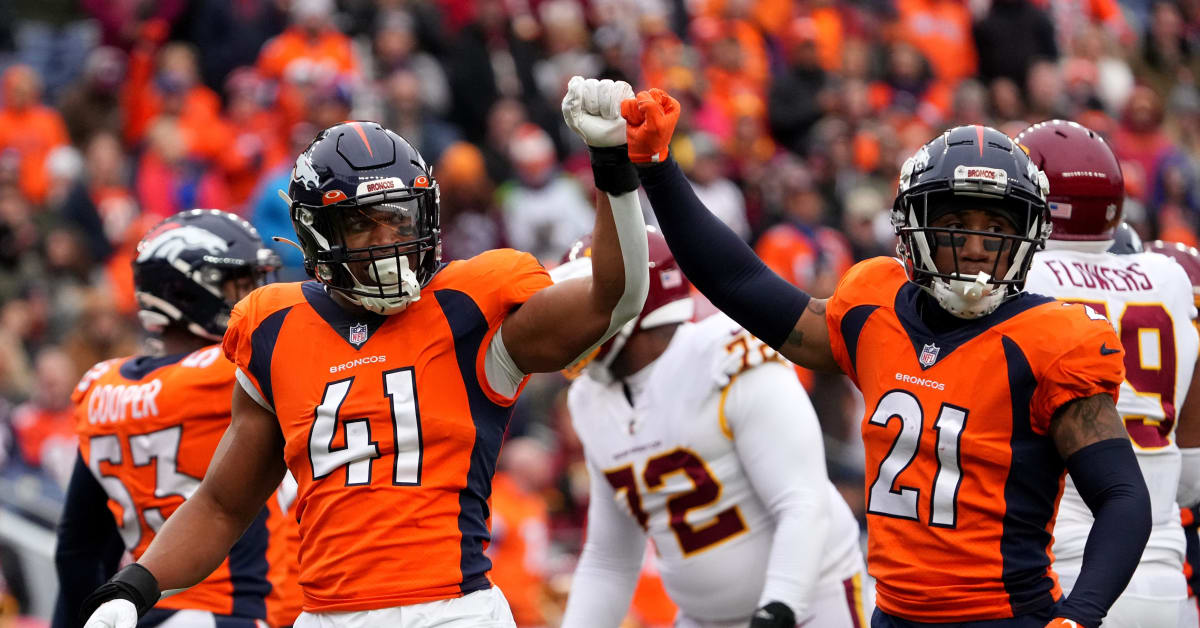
<box><xmin>566</xmin><ymin>314</ymin><xmax>863</xmax><ymax>623</ymax></box>
<box><xmin>1027</xmin><ymin>247</ymin><xmax>1200</xmax><ymax>568</ymax></box>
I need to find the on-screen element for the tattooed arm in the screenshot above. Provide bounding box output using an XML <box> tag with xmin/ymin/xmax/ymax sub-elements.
<box><xmin>1048</xmin><ymin>392</ymin><xmax>1128</xmax><ymax>459</ymax></box>
<box><xmin>776</xmin><ymin>299</ymin><xmax>842</xmax><ymax>373</ymax></box>
<box><xmin>1048</xmin><ymin>392</ymin><xmax>1151</xmax><ymax>627</ymax></box>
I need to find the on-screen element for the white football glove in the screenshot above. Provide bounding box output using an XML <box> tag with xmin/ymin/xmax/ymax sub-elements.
<box><xmin>561</xmin><ymin>76</ymin><xmax>634</xmax><ymax>148</ymax></box>
<box><xmin>83</xmin><ymin>599</ymin><xmax>138</xmax><ymax>628</ymax></box>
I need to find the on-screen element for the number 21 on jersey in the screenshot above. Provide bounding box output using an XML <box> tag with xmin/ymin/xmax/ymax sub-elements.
<box><xmin>868</xmin><ymin>390</ymin><xmax>967</xmax><ymax>528</ymax></box>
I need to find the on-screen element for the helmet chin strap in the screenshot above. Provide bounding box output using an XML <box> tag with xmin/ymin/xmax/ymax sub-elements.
<box><xmin>344</xmin><ymin>256</ymin><xmax>422</xmax><ymax>315</ymax></box>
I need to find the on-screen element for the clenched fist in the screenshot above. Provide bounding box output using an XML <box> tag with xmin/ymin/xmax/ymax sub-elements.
<box><xmin>620</xmin><ymin>88</ymin><xmax>680</xmax><ymax>163</ymax></box>
<box><xmin>561</xmin><ymin>76</ymin><xmax>635</xmax><ymax>148</ymax></box>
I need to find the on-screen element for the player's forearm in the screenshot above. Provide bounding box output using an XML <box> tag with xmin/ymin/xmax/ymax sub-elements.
<box><xmin>586</xmin><ymin>186</ymin><xmax>649</xmax><ymax>337</ymax></box>
<box><xmin>560</xmin><ymin>550</ymin><xmax>640</xmax><ymax>628</ymax></box>
<box><xmin>636</xmin><ymin>158</ymin><xmax>811</xmax><ymax>351</ymax></box>
<box><xmin>1058</xmin><ymin>439</ymin><xmax>1151</xmax><ymax>626</ymax></box>
<box><xmin>136</xmin><ymin>489</ymin><xmax>260</xmax><ymax>592</ymax></box>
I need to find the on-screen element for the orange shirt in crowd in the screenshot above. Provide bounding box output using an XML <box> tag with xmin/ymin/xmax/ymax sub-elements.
<box><xmin>256</xmin><ymin>27</ymin><xmax>358</xmax><ymax>83</ymax></box>
<box><xmin>0</xmin><ymin>75</ymin><xmax>69</xmax><ymax>205</ymax></box>
<box><xmin>488</xmin><ymin>472</ymin><xmax>550</xmax><ymax>626</ymax></box>
<box><xmin>11</xmin><ymin>403</ymin><xmax>75</xmax><ymax>468</ymax></box>
<box><xmin>121</xmin><ymin>46</ymin><xmax>222</xmax><ymax>153</ymax></box>
<box><xmin>889</xmin><ymin>0</ymin><xmax>977</xmax><ymax>84</ymax></box>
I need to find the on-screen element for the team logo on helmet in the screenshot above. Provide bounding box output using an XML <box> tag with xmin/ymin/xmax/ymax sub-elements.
<box><xmin>136</xmin><ymin>225</ymin><xmax>229</xmax><ymax>264</ymax></box>
<box><xmin>294</xmin><ymin>152</ymin><xmax>321</xmax><ymax>190</ymax></box>
<box><xmin>919</xmin><ymin>343</ymin><xmax>940</xmax><ymax>369</ymax></box>
<box><xmin>413</xmin><ymin>175</ymin><xmax>431</xmax><ymax>188</ymax></box>
<box><xmin>348</xmin><ymin>323</ymin><xmax>368</xmax><ymax>347</ymax></box>
<box><xmin>323</xmin><ymin>190</ymin><xmax>348</xmax><ymax>205</ymax></box>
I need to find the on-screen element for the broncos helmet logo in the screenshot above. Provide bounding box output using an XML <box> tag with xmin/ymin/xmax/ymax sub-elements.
<box><xmin>136</xmin><ymin>225</ymin><xmax>229</xmax><ymax>265</ymax></box>
<box><xmin>293</xmin><ymin>151</ymin><xmax>322</xmax><ymax>190</ymax></box>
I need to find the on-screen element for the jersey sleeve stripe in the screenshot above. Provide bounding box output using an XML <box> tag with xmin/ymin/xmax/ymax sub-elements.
<box><xmin>433</xmin><ymin>288</ymin><xmax>514</xmax><ymax>595</ymax></box>
<box><xmin>999</xmin><ymin>336</ymin><xmax>1064</xmax><ymax>615</ymax></box>
<box><xmin>717</xmin><ymin>376</ymin><xmax>737</xmax><ymax>440</ymax></box>
<box><xmin>248</xmin><ymin>307</ymin><xmax>293</xmax><ymax>409</ymax></box>
<box><xmin>227</xmin><ymin>506</ymin><xmax>272</xmax><ymax>619</ymax></box>
<box><xmin>236</xmin><ymin>369</ymin><xmax>273</xmax><ymax>412</ymax></box>
<box><xmin>841</xmin><ymin>305</ymin><xmax>879</xmax><ymax>377</ymax></box>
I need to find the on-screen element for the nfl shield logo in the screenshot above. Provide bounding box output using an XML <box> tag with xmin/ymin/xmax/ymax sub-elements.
<box><xmin>348</xmin><ymin>323</ymin><xmax>368</xmax><ymax>347</ymax></box>
<box><xmin>919</xmin><ymin>343</ymin><xmax>940</xmax><ymax>368</ymax></box>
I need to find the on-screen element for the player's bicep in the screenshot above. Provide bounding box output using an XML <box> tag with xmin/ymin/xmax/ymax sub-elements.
<box><xmin>778</xmin><ymin>299</ymin><xmax>840</xmax><ymax>373</ymax></box>
<box><xmin>501</xmin><ymin>277</ymin><xmax>611</xmax><ymax>374</ymax></box>
<box><xmin>195</xmin><ymin>383</ymin><xmax>288</xmax><ymax>522</ymax></box>
<box><xmin>1049</xmin><ymin>392</ymin><xmax>1128</xmax><ymax>459</ymax></box>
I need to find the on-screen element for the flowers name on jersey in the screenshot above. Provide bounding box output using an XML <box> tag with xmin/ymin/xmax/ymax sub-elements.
<box><xmin>920</xmin><ymin>342</ymin><xmax>940</xmax><ymax>368</ymax></box>
<box><xmin>348</xmin><ymin>323</ymin><xmax>368</xmax><ymax>346</ymax></box>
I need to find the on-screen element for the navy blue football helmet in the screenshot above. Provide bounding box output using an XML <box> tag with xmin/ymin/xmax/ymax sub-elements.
<box><xmin>134</xmin><ymin>209</ymin><xmax>280</xmax><ymax>340</ymax></box>
<box><xmin>286</xmin><ymin>121</ymin><xmax>441</xmax><ymax>314</ymax></box>
<box><xmin>892</xmin><ymin>125</ymin><xmax>1052</xmax><ymax>318</ymax></box>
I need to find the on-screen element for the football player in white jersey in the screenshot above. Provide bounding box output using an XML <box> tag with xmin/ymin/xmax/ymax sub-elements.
<box><xmin>1020</xmin><ymin>120</ymin><xmax>1200</xmax><ymax>627</ymax></box>
<box><xmin>1147</xmin><ymin>240</ymin><xmax>1200</xmax><ymax>627</ymax></box>
<box><xmin>557</xmin><ymin>227</ymin><xmax>870</xmax><ymax>628</ymax></box>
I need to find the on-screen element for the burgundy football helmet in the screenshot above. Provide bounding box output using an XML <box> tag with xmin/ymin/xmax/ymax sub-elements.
<box><xmin>1016</xmin><ymin>119</ymin><xmax>1124</xmax><ymax>241</ymax></box>
<box><xmin>1146</xmin><ymin>240</ymin><xmax>1200</xmax><ymax>308</ymax></box>
<box><xmin>555</xmin><ymin>226</ymin><xmax>693</xmax><ymax>379</ymax></box>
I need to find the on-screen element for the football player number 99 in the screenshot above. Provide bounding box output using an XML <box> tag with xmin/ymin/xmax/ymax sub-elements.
<box><xmin>604</xmin><ymin>448</ymin><xmax>747</xmax><ymax>556</ymax></box>
<box><xmin>1064</xmin><ymin>301</ymin><xmax>1178</xmax><ymax>448</ymax></box>
<box><xmin>309</xmin><ymin>367</ymin><xmax>424</xmax><ymax>487</ymax></box>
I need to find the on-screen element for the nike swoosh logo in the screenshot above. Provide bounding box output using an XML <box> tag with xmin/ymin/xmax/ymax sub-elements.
<box><xmin>1100</xmin><ymin>343</ymin><xmax>1120</xmax><ymax>355</ymax></box>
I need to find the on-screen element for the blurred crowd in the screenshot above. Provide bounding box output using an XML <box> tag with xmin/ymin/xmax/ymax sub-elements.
<box><xmin>1</xmin><ymin>0</ymin><xmax>1200</xmax><ymax>624</ymax></box>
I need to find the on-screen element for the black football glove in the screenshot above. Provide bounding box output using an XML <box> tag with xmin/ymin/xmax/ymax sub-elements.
<box><xmin>749</xmin><ymin>601</ymin><xmax>796</xmax><ymax>628</ymax></box>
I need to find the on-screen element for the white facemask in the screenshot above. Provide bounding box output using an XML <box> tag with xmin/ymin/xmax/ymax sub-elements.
<box><xmin>928</xmin><ymin>271</ymin><xmax>1006</xmax><ymax>319</ymax></box>
<box><xmin>345</xmin><ymin>256</ymin><xmax>422</xmax><ymax>315</ymax></box>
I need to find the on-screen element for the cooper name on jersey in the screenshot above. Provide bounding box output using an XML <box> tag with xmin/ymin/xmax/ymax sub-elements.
<box><xmin>87</xmin><ymin>379</ymin><xmax>163</xmax><ymax>424</ymax></box>
<box><xmin>1040</xmin><ymin>259</ymin><xmax>1154</xmax><ymax>292</ymax></box>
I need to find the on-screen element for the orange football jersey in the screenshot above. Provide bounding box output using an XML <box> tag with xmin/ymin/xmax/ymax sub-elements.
<box><xmin>72</xmin><ymin>346</ymin><xmax>280</xmax><ymax>620</ymax></box>
<box><xmin>223</xmin><ymin>249</ymin><xmax>552</xmax><ymax>612</ymax></box>
<box><xmin>826</xmin><ymin>257</ymin><xmax>1125</xmax><ymax>622</ymax></box>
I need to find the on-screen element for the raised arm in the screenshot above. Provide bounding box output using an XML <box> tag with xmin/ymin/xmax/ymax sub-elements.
<box><xmin>80</xmin><ymin>383</ymin><xmax>287</xmax><ymax>627</ymax></box>
<box><xmin>622</xmin><ymin>89</ymin><xmax>840</xmax><ymax>372</ymax></box>
<box><xmin>502</xmin><ymin>77</ymin><xmax>649</xmax><ymax>373</ymax></box>
<box><xmin>1047</xmin><ymin>393</ymin><xmax>1151</xmax><ymax>628</ymax></box>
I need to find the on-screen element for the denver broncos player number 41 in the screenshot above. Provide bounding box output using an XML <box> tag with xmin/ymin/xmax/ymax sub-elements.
<box><xmin>622</xmin><ymin>88</ymin><xmax>1151</xmax><ymax>628</ymax></box>
<box><xmin>78</xmin><ymin>77</ymin><xmax>650</xmax><ymax>628</ymax></box>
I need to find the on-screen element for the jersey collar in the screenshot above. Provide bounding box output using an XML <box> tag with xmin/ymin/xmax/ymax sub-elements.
<box><xmin>893</xmin><ymin>283</ymin><xmax>1054</xmax><ymax>370</ymax></box>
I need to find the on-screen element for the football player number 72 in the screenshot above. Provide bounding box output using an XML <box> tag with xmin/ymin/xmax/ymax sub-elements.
<box><xmin>309</xmin><ymin>368</ymin><xmax>423</xmax><ymax>486</ymax></box>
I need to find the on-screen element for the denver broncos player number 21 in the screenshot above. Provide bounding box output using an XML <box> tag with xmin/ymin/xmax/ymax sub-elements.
<box><xmin>78</xmin><ymin>77</ymin><xmax>650</xmax><ymax>628</ymax></box>
<box><xmin>623</xmin><ymin>87</ymin><xmax>1151</xmax><ymax>628</ymax></box>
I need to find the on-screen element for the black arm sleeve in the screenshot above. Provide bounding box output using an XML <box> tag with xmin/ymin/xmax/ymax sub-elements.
<box><xmin>52</xmin><ymin>452</ymin><xmax>126</xmax><ymax>628</ymax></box>
<box><xmin>637</xmin><ymin>158</ymin><xmax>810</xmax><ymax>349</ymax></box>
<box><xmin>1056</xmin><ymin>438</ymin><xmax>1152</xmax><ymax>627</ymax></box>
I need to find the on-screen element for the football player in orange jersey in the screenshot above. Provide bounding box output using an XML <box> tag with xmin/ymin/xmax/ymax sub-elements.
<box><xmin>79</xmin><ymin>76</ymin><xmax>651</xmax><ymax>628</ymax></box>
<box><xmin>620</xmin><ymin>88</ymin><xmax>1151</xmax><ymax>628</ymax></box>
<box><xmin>54</xmin><ymin>209</ymin><xmax>303</xmax><ymax>628</ymax></box>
